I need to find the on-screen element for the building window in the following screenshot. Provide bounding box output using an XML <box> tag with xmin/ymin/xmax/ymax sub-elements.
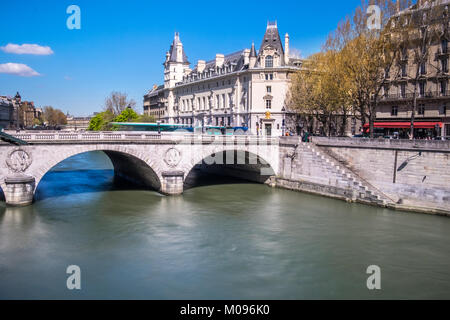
<box><xmin>420</xmin><ymin>62</ymin><xmax>426</xmax><ymax>75</ymax></box>
<box><xmin>265</xmin><ymin>55</ymin><xmax>273</xmax><ymax>68</ymax></box>
<box><xmin>401</xmin><ymin>64</ymin><xmax>407</xmax><ymax>77</ymax></box>
<box><xmin>384</xmin><ymin>85</ymin><xmax>390</xmax><ymax>97</ymax></box>
<box><xmin>441</xmin><ymin>104</ymin><xmax>447</xmax><ymax>115</ymax></box>
<box><xmin>391</xmin><ymin>106</ymin><xmax>398</xmax><ymax>116</ymax></box>
<box><xmin>266</xmin><ymin>86</ymin><xmax>272</xmax><ymax>93</ymax></box>
<box><xmin>419</xmin><ymin>82</ymin><xmax>425</xmax><ymax>97</ymax></box>
<box><xmin>442</xmin><ymin>58</ymin><xmax>448</xmax><ymax>73</ymax></box>
<box><xmin>442</xmin><ymin>39</ymin><xmax>448</xmax><ymax>53</ymax></box>
<box><xmin>216</xmin><ymin>95</ymin><xmax>220</xmax><ymax>109</ymax></box>
<box><xmin>418</xmin><ymin>104</ymin><xmax>425</xmax><ymax>115</ymax></box>
<box><xmin>265</xmin><ymin>73</ymin><xmax>274</xmax><ymax>81</ymax></box>
<box><xmin>265</xmin><ymin>99</ymin><xmax>272</xmax><ymax>109</ymax></box>
<box><xmin>222</xmin><ymin>94</ymin><xmax>226</xmax><ymax>109</ymax></box>
<box><xmin>441</xmin><ymin>80</ymin><xmax>447</xmax><ymax>95</ymax></box>
<box><xmin>400</xmin><ymin>83</ymin><xmax>406</xmax><ymax>98</ymax></box>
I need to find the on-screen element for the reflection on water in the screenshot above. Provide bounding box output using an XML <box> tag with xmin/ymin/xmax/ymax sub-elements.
<box><xmin>0</xmin><ymin>151</ymin><xmax>450</xmax><ymax>299</ymax></box>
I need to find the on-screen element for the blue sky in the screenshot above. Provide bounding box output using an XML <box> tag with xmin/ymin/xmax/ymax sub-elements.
<box><xmin>0</xmin><ymin>0</ymin><xmax>362</xmax><ymax>116</ymax></box>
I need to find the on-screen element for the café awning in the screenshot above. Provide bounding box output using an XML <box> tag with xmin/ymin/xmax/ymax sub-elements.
<box><xmin>363</xmin><ymin>122</ymin><xmax>443</xmax><ymax>129</ymax></box>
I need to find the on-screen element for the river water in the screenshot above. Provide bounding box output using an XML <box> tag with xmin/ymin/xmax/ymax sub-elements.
<box><xmin>0</xmin><ymin>151</ymin><xmax>449</xmax><ymax>299</ymax></box>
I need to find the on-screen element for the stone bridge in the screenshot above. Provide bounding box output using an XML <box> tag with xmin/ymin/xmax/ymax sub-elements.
<box><xmin>0</xmin><ymin>132</ymin><xmax>280</xmax><ymax>206</ymax></box>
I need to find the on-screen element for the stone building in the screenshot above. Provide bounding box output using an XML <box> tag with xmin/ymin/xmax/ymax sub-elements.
<box><xmin>19</xmin><ymin>101</ymin><xmax>38</xmax><ymax>128</ymax></box>
<box><xmin>143</xmin><ymin>84</ymin><xmax>165</xmax><ymax>120</ymax></box>
<box><xmin>0</xmin><ymin>96</ymin><xmax>14</xmax><ymax>129</ymax></box>
<box><xmin>65</xmin><ymin>116</ymin><xmax>93</xmax><ymax>131</ymax></box>
<box><xmin>144</xmin><ymin>22</ymin><xmax>303</xmax><ymax>136</ymax></box>
<box><xmin>377</xmin><ymin>0</ymin><xmax>450</xmax><ymax>139</ymax></box>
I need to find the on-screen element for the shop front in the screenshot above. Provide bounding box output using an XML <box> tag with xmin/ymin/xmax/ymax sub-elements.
<box><xmin>363</xmin><ymin>121</ymin><xmax>443</xmax><ymax>139</ymax></box>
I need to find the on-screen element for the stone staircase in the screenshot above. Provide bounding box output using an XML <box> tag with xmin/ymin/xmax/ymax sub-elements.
<box><xmin>289</xmin><ymin>143</ymin><xmax>393</xmax><ymax>206</ymax></box>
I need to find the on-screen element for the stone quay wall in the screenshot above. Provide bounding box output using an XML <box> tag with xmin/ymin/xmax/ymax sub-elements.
<box><xmin>275</xmin><ymin>137</ymin><xmax>450</xmax><ymax>216</ymax></box>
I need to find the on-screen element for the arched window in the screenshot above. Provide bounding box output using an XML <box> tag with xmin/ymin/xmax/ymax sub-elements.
<box><xmin>265</xmin><ymin>55</ymin><xmax>273</xmax><ymax>68</ymax></box>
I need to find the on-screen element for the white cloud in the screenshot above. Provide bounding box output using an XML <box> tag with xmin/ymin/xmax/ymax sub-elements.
<box><xmin>0</xmin><ymin>43</ymin><xmax>54</xmax><ymax>55</ymax></box>
<box><xmin>0</xmin><ymin>63</ymin><xmax>40</xmax><ymax>77</ymax></box>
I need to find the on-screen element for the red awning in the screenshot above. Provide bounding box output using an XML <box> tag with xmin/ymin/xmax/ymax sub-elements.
<box><xmin>363</xmin><ymin>122</ymin><xmax>443</xmax><ymax>129</ymax></box>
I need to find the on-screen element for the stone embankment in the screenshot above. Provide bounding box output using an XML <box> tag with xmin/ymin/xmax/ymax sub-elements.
<box><xmin>274</xmin><ymin>137</ymin><xmax>450</xmax><ymax>216</ymax></box>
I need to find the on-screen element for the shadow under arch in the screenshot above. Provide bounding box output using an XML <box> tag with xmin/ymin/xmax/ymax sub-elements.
<box><xmin>184</xmin><ymin>150</ymin><xmax>276</xmax><ymax>191</ymax></box>
<box><xmin>34</xmin><ymin>150</ymin><xmax>161</xmax><ymax>201</ymax></box>
<box><xmin>0</xmin><ymin>185</ymin><xmax>5</xmax><ymax>203</ymax></box>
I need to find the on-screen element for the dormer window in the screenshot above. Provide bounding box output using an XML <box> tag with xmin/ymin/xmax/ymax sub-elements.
<box><xmin>265</xmin><ymin>55</ymin><xmax>273</xmax><ymax>68</ymax></box>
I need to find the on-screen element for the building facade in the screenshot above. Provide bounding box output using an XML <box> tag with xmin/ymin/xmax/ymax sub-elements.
<box><xmin>0</xmin><ymin>92</ymin><xmax>45</xmax><ymax>129</ymax></box>
<box><xmin>144</xmin><ymin>22</ymin><xmax>303</xmax><ymax>136</ymax></box>
<box><xmin>377</xmin><ymin>0</ymin><xmax>450</xmax><ymax>139</ymax></box>
<box><xmin>0</xmin><ymin>96</ymin><xmax>14</xmax><ymax>129</ymax></box>
<box><xmin>65</xmin><ymin>116</ymin><xmax>93</xmax><ymax>131</ymax></box>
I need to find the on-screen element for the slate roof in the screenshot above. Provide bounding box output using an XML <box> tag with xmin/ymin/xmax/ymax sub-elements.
<box><xmin>168</xmin><ymin>32</ymin><xmax>189</xmax><ymax>64</ymax></box>
<box><xmin>191</xmin><ymin>50</ymin><xmax>247</xmax><ymax>73</ymax></box>
<box><xmin>258</xmin><ymin>21</ymin><xmax>284</xmax><ymax>58</ymax></box>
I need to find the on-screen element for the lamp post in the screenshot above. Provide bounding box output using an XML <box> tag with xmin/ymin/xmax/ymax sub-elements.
<box><xmin>157</xmin><ymin>120</ymin><xmax>161</xmax><ymax>135</ymax></box>
<box><xmin>281</xmin><ymin>106</ymin><xmax>286</xmax><ymax>136</ymax></box>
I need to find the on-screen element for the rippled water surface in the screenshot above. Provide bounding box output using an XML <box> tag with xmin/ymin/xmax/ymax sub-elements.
<box><xmin>0</xmin><ymin>151</ymin><xmax>449</xmax><ymax>299</ymax></box>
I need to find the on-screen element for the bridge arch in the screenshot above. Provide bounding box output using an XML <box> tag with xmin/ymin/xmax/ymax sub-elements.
<box><xmin>183</xmin><ymin>147</ymin><xmax>277</xmax><ymax>189</ymax></box>
<box><xmin>33</xmin><ymin>147</ymin><xmax>162</xmax><ymax>199</ymax></box>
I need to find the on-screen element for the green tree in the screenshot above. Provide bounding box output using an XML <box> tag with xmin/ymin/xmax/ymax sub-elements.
<box><xmin>113</xmin><ymin>107</ymin><xmax>139</xmax><ymax>123</ymax></box>
<box><xmin>87</xmin><ymin>110</ymin><xmax>114</xmax><ymax>131</ymax></box>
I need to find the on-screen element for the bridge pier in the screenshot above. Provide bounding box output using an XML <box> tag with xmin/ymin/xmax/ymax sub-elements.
<box><xmin>4</xmin><ymin>175</ymin><xmax>35</xmax><ymax>207</ymax></box>
<box><xmin>161</xmin><ymin>171</ymin><xmax>184</xmax><ymax>196</ymax></box>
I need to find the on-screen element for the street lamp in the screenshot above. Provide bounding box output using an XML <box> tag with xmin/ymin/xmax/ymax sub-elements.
<box><xmin>281</xmin><ymin>106</ymin><xmax>286</xmax><ymax>136</ymax></box>
<box><xmin>157</xmin><ymin>120</ymin><xmax>161</xmax><ymax>135</ymax></box>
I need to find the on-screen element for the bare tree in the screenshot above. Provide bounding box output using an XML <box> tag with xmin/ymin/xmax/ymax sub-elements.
<box><xmin>104</xmin><ymin>91</ymin><xmax>136</xmax><ymax>116</ymax></box>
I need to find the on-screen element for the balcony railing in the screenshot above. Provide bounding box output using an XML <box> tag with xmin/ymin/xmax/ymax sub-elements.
<box><xmin>435</xmin><ymin>48</ymin><xmax>450</xmax><ymax>59</ymax></box>
<box><xmin>382</xmin><ymin>90</ymin><xmax>450</xmax><ymax>100</ymax></box>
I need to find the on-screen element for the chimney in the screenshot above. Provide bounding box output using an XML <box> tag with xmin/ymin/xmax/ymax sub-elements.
<box><xmin>215</xmin><ymin>54</ymin><xmax>224</xmax><ymax>67</ymax></box>
<box><xmin>285</xmin><ymin>33</ymin><xmax>290</xmax><ymax>65</ymax></box>
<box><xmin>197</xmin><ymin>60</ymin><xmax>206</xmax><ymax>73</ymax></box>
<box><xmin>243</xmin><ymin>49</ymin><xmax>250</xmax><ymax>65</ymax></box>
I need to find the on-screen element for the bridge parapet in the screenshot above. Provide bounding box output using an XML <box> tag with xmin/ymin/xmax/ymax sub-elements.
<box><xmin>3</xmin><ymin>131</ymin><xmax>280</xmax><ymax>145</ymax></box>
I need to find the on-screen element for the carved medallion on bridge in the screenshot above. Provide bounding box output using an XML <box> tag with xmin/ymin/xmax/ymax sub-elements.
<box><xmin>164</xmin><ymin>148</ymin><xmax>181</xmax><ymax>168</ymax></box>
<box><xmin>6</xmin><ymin>149</ymin><xmax>32</xmax><ymax>173</ymax></box>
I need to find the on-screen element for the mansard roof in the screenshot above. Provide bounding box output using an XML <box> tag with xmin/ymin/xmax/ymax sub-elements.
<box><xmin>258</xmin><ymin>21</ymin><xmax>284</xmax><ymax>57</ymax></box>
<box><xmin>191</xmin><ymin>50</ymin><xmax>247</xmax><ymax>73</ymax></box>
<box><xmin>168</xmin><ymin>32</ymin><xmax>189</xmax><ymax>64</ymax></box>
